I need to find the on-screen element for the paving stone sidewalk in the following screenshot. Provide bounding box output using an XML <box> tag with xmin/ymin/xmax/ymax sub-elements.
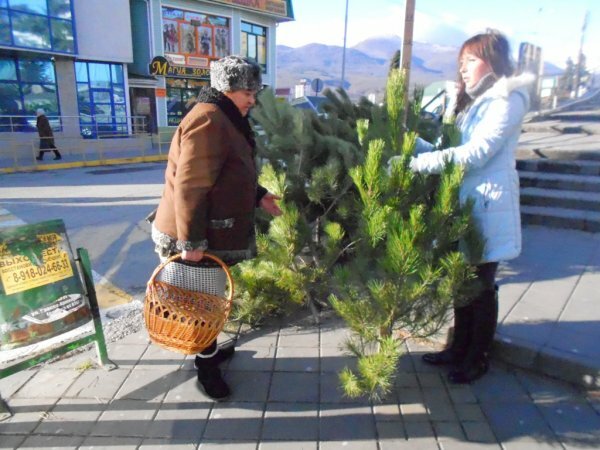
<box><xmin>1</xmin><ymin>312</ymin><xmax>599</xmax><ymax>449</ymax></box>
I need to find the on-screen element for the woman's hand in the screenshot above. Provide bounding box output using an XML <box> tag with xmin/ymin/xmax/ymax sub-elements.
<box><xmin>259</xmin><ymin>192</ymin><xmax>283</xmax><ymax>216</ymax></box>
<box><xmin>181</xmin><ymin>249</ymin><xmax>204</xmax><ymax>262</ymax></box>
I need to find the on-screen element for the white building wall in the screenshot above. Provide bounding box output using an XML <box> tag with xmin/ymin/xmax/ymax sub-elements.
<box><xmin>73</xmin><ymin>0</ymin><xmax>133</xmax><ymax>63</ymax></box>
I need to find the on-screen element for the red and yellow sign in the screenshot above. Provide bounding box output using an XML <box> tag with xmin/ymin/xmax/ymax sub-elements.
<box><xmin>212</xmin><ymin>0</ymin><xmax>289</xmax><ymax>18</ymax></box>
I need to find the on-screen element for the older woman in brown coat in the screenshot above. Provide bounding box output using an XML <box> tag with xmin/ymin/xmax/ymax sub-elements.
<box><xmin>151</xmin><ymin>56</ymin><xmax>281</xmax><ymax>400</ymax></box>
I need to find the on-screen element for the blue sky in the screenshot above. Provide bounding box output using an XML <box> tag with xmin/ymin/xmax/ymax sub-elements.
<box><xmin>277</xmin><ymin>0</ymin><xmax>600</xmax><ymax>70</ymax></box>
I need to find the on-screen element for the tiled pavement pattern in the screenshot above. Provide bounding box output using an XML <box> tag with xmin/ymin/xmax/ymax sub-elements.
<box><xmin>1</xmin><ymin>312</ymin><xmax>599</xmax><ymax>449</ymax></box>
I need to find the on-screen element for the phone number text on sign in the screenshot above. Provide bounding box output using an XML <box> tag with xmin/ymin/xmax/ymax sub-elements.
<box><xmin>0</xmin><ymin>247</ymin><xmax>74</xmax><ymax>295</ymax></box>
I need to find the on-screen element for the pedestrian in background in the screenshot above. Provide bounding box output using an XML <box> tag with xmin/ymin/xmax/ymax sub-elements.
<box><xmin>407</xmin><ymin>30</ymin><xmax>534</xmax><ymax>383</ymax></box>
<box><xmin>150</xmin><ymin>55</ymin><xmax>281</xmax><ymax>400</ymax></box>
<box><xmin>35</xmin><ymin>109</ymin><xmax>62</xmax><ymax>161</ymax></box>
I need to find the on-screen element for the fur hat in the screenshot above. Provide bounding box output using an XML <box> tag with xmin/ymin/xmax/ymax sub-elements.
<box><xmin>210</xmin><ymin>56</ymin><xmax>262</xmax><ymax>92</ymax></box>
<box><xmin>36</xmin><ymin>108</ymin><xmax>45</xmax><ymax>117</ymax></box>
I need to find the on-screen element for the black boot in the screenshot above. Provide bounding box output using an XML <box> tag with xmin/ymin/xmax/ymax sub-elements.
<box><xmin>196</xmin><ymin>360</ymin><xmax>230</xmax><ymax>400</ymax></box>
<box><xmin>447</xmin><ymin>285</ymin><xmax>498</xmax><ymax>384</ymax></box>
<box><xmin>194</xmin><ymin>341</ymin><xmax>231</xmax><ymax>400</ymax></box>
<box><xmin>53</xmin><ymin>150</ymin><xmax>62</xmax><ymax>160</ymax></box>
<box><xmin>36</xmin><ymin>152</ymin><xmax>44</xmax><ymax>161</ymax></box>
<box><xmin>194</xmin><ymin>342</ymin><xmax>235</xmax><ymax>369</ymax></box>
<box><xmin>422</xmin><ymin>304</ymin><xmax>472</xmax><ymax>365</ymax></box>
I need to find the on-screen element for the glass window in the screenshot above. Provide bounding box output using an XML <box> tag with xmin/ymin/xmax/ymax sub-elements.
<box><xmin>77</xmin><ymin>83</ymin><xmax>90</xmax><ymax>105</ymax></box>
<box><xmin>0</xmin><ymin>55</ymin><xmax>59</xmax><ymax>125</ymax></box>
<box><xmin>0</xmin><ymin>10</ymin><xmax>10</xmax><ymax>45</ymax></box>
<box><xmin>22</xmin><ymin>83</ymin><xmax>58</xmax><ymax>115</ymax></box>
<box><xmin>0</xmin><ymin>83</ymin><xmax>21</xmax><ymax>114</ymax></box>
<box><xmin>165</xmin><ymin>77</ymin><xmax>208</xmax><ymax>126</ymax></box>
<box><xmin>75</xmin><ymin>61</ymin><xmax>128</xmax><ymax>138</ymax></box>
<box><xmin>92</xmin><ymin>90</ymin><xmax>111</xmax><ymax>104</ymax></box>
<box><xmin>11</xmin><ymin>11</ymin><xmax>51</xmax><ymax>49</ymax></box>
<box><xmin>247</xmin><ymin>34</ymin><xmax>257</xmax><ymax>60</ymax></box>
<box><xmin>113</xmin><ymin>86</ymin><xmax>125</xmax><ymax>104</ymax></box>
<box><xmin>0</xmin><ymin>58</ymin><xmax>17</xmax><ymax>81</ymax></box>
<box><xmin>75</xmin><ymin>62</ymin><xmax>88</xmax><ymax>82</ymax></box>
<box><xmin>88</xmin><ymin>63</ymin><xmax>111</xmax><ymax>88</ymax></box>
<box><xmin>2</xmin><ymin>0</ymin><xmax>74</xmax><ymax>54</ymax></box>
<box><xmin>111</xmin><ymin>65</ymin><xmax>124</xmax><ymax>85</ymax></box>
<box><xmin>48</xmin><ymin>0</ymin><xmax>72</xmax><ymax>19</ymax></box>
<box><xmin>18</xmin><ymin>59</ymin><xmax>56</xmax><ymax>83</ymax></box>
<box><xmin>241</xmin><ymin>22</ymin><xmax>267</xmax><ymax>74</ymax></box>
<box><xmin>51</xmin><ymin>18</ymin><xmax>74</xmax><ymax>52</ymax></box>
<box><xmin>9</xmin><ymin>0</ymin><xmax>47</xmax><ymax>15</ymax></box>
<box><xmin>115</xmin><ymin>104</ymin><xmax>127</xmax><ymax>117</ymax></box>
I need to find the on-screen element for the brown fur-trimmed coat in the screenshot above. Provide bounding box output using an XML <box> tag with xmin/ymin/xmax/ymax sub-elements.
<box><xmin>153</xmin><ymin>91</ymin><xmax>266</xmax><ymax>265</ymax></box>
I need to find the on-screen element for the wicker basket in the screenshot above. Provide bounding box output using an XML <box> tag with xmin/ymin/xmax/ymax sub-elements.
<box><xmin>144</xmin><ymin>253</ymin><xmax>234</xmax><ymax>354</ymax></box>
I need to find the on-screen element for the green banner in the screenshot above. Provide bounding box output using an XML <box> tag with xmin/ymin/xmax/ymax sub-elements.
<box><xmin>0</xmin><ymin>220</ymin><xmax>90</xmax><ymax>351</ymax></box>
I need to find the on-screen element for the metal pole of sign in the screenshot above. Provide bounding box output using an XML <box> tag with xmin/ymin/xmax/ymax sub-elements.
<box><xmin>341</xmin><ymin>0</ymin><xmax>349</xmax><ymax>89</ymax></box>
<box><xmin>76</xmin><ymin>248</ymin><xmax>116</xmax><ymax>370</ymax></box>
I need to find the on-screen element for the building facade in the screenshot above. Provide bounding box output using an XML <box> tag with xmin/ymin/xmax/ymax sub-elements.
<box><xmin>0</xmin><ymin>0</ymin><xmax>293</xmax><ymax>169</ymax></box>
<box><xmin>0</xmin><ymin>0</ymin><xmax>134</xmax><ymax>138</ymax></box>
<box><xmin>129</xmin><ymin>0</ymin><xmax>294</xmax><ymax>131</ymax></box>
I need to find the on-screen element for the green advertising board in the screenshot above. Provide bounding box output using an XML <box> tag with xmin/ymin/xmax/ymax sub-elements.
<box><xmin>0</xmin><ymin>219</ymin><xmax>114</xmax><ymax>420</ymax></box>
<box><xmin>0</xmin><ymin>220</ymin><xmax>90</xmax><ymax>350</ymax></box>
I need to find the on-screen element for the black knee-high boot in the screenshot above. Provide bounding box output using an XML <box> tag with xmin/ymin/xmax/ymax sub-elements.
<box><xmin>422</xmin><ymin>304</ymin><xmax>473</xmax><ymax>365</ymax></box>
<box><xmin>449</xmin><ymin>303</ymin><xmax>473</xmax><ymax>356</ymax></box>
<box><xmin>448</xmin><ymin>285</ymin><xmax>498</xmax><ymax>383</ymax></box>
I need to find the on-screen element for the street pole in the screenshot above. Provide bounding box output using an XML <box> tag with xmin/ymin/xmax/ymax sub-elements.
<box><xmin>401</xmin><ymin>0</ymin><xmax>416</xmax><ymax>126</ymax></box>
<box><xmin>341</xmin><ymin>0</ymin><xmax>349</xmax><ymax>89</ymax></box>
<box><xmin>573</xmin><ymin>10</ymin><xmax>589</xmax><ymax>98</ymax></box>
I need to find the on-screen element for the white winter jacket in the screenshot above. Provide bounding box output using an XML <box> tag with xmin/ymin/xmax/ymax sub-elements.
<box><xmin>409</xmin><ymin>73</ymin><xmax>534</xmax><ymax>263</ymax></box>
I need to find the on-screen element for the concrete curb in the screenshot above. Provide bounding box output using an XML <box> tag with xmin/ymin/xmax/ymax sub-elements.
<box><xmin>493</xmin><ymin>334</ymin><xmax>600</xmax><ymax>389</ymax></box>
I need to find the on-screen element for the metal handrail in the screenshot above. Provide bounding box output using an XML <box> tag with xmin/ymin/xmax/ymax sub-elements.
<box><xmin>0</xmin><ymin>114</ymin><xmax>150</xmax><ymax>137</ymax></box>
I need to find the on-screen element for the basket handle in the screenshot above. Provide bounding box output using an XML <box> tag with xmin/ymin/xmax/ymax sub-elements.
<box><xmin>148</xmin><ymin>253</ymin><xmax>234</xmax><ymax>302</ymax></box>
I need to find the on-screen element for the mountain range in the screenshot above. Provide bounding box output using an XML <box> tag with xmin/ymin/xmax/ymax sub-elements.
<box><xmin>276</xmin><ymin>35</ymin><xmax>563</xmax><ymax>101</ymax></box>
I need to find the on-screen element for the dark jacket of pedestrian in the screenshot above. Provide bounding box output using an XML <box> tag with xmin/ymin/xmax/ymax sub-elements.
<box><xmin>36</xmin><ymin>110</ymin><xmax>55</xmax><ymax>149</ymax></box>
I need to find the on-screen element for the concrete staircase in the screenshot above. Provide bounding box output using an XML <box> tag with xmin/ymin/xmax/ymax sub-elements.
<box><xmin>518</xmin><ymin>153</ymin><xmax>600</xmax><ymax>232</ymax></box>
<box><xmin>517</xmin><ymin>92</ymin><xmax>600</xmax><ymax>231</ymax></box>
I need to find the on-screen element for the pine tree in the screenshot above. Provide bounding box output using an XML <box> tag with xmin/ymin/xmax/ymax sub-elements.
<box><xmin>234</xmin><ymin>71</ymin><xmax>482</xmax><ymax>401</ymax></box>
<box><xmin>232</xmin><ymin>89</ymin><xmax>364</xmax><ymax>324</ymax></box>
<box><xmin>329</xmin><ymin>69</ymin><xmax>483</xmax><ymax>400</ymax></box>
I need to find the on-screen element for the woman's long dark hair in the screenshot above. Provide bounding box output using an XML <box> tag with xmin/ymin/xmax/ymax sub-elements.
<box><xmin>454</xmin><ymin>30</ymin><xmax>514</xmax><ymax>114</ymax></box>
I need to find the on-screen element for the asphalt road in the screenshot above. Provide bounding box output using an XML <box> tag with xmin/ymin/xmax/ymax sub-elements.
<box><xmin>0</xmin><ymin>162</ymin><xmax>166</xmax><ymax>296</ymax></box>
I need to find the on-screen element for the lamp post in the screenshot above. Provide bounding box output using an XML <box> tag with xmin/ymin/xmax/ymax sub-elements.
<box><xmin>341</xmin><ymin>0</ymin><xmax>349</xmax><ymax>89</ymax></box>
<box><xmin>574</xmin><ymin>10</ymin><xmax>589</xmax><ymax>98</ymax></box>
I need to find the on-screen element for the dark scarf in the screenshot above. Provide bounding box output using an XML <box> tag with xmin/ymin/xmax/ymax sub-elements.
<box><xmin>466</xmin><ymin>72</ymin><xmax>497</xmax><ymax>99</ymax></box>
<box><xmin>196</xmin><ymin>87</ymin><xmax>255</xmax><ymax>149</ymax></box>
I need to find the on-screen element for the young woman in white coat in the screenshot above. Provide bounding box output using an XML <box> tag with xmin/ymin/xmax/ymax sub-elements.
<box><xmin>409</xmin><ymin>30</ymin><xmax>534</xmax><ymax>383</ymax></box>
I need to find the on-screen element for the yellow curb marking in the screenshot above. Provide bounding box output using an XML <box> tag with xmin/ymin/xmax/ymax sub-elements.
<box><xmin>92</xmin><ymin>273</ymin><xmax>134</xmax><ymax>309</ymax></box>
<box><xmin>0</xmin><ymin>154</ymin><xmax>167</xmax><ymax>174</ymax></box>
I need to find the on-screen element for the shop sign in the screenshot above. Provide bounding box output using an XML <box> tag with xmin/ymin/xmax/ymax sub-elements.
<box><xmin>0</xmin><ymin>220</ymin><xmax>90</xmax><ymax>351</ymax></box>
<box><xmin>149</xmin><ymin>56</ymin><xmax>210</xmax><ymax>79</ymax></box>
<box><xmin>212</xmin><ymin>0</ymin><xmax>289</xmax><ymax>17</ymax></box>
